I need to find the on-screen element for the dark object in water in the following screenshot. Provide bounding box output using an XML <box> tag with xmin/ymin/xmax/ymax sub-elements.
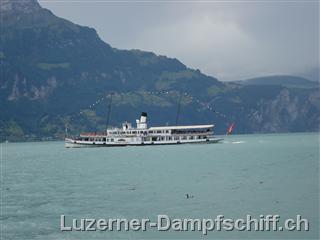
<box><xmin>185</xmin><ymin>193</ymin><xmax>194</xmax><ymax>199</ymax></box>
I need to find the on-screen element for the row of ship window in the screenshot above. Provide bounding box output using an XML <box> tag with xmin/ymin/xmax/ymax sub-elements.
<box><xmin>150</xmin><ymin>135</ymin><xmax>207</xmax><ymax>141</ymax></box>
<box><xmin>108</xmin><ymin>130</ymin><xmax>210</xmax><ymax>135</ymax></box>
<box><xmin>109</xmin><ymin>130</ymin><xmax>170</xmax><ymax>135</ymax></box>
<box><xmin>82</xmin><ymin>135</ymin><xmax>207</xmax><ymax>142</ymax></box>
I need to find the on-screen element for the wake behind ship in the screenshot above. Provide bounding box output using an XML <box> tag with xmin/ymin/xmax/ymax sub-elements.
<box><xmin>65</xmin><ymin>112</ymin><xmax>223</xmax><ymax>148</ymax></box>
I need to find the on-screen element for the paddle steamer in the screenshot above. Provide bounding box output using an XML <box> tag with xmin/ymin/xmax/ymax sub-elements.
<box><xmin>65</xmin><ymin>112</ymin><xmax>223</xmax><ymax>148</ymax></box>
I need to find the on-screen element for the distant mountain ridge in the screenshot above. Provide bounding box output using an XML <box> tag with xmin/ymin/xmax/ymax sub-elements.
<box><xmin>234</xmin><ymin>75</ymin><xmax>318</xmax><ymax>88</ymax></box>
<box><xmin>0</xmin><ymin>0</ymin><xmax>319</xmax><ymax>141</ymax></box>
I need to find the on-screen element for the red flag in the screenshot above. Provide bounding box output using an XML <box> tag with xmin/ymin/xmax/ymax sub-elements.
<box><xmin>227</xmin><ymin>123</ymin><xmax>235</xmax><ymax>135</ymax></box>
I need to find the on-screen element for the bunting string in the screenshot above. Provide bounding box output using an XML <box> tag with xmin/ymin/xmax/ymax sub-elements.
<box><xmin>66</xmin><ymin>90</ymin><xmax>229</xmax><ymax>126</ymax></box>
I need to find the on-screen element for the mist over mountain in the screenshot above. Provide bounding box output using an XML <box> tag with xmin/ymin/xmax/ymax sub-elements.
<box><xmin>234</xmin><ymin>75</ymin><xmax>319</xmax><ymax>88</ymax></box>
<box><xmin>0</xmin><ymin>0</ymin><xmax>319</xmax><ymax>141</ymax></box>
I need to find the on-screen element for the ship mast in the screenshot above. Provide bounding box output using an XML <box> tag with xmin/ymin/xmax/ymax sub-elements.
<box><xmin>175</xmin><ymin>92</ymin><xmax>183</xmax><ymax>125</ymax></box>
<box><xmin>65</xmin><ymin>124</ymin><xmax>68</xmax><ymax>137</ymax></box>
<box><xmin>106</xmin><ymin>93</ymin><xmax>113</xmax><ymax>132</ymax></box>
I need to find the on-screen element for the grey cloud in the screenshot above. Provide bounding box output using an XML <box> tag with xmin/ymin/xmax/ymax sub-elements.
<box><xmin>39</xmin><ymin>0</ymin><xmax>319</xmax><ymax>81</ymax></box>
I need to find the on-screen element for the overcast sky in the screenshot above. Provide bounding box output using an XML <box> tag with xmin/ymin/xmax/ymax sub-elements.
<box><xmin>39</xmin><ymin>0</ymin><xmax>319</xmax><ymax>81</ymax></box>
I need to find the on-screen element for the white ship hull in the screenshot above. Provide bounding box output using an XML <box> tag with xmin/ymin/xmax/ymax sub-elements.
<box><xmin>65</xmin><ymin>136</ymin><xmax>223</xmax><ymax>148</ymax></box>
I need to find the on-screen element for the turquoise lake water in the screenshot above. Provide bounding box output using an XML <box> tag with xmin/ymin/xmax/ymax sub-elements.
<box><xmin>1</xmin><ymin>133</ymin><xmax>319</xmax><ymax>239</ymax></box>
